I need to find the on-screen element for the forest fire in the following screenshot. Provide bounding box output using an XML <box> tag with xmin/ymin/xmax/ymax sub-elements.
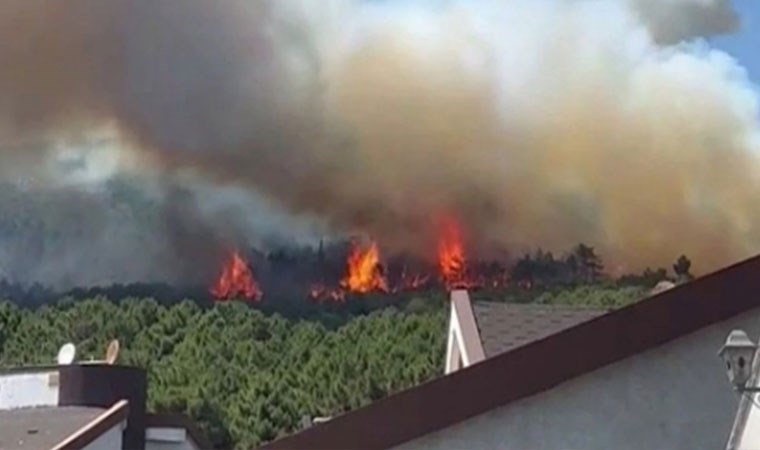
<box><xmin>307</xmin><ymin>218</ymin><xmax>502</xmax><ymax>301</ymax></box>
<box><xmin>210</xmin><ymin>251</ymin><xmax>262</xmax><ymax>301</ymax></box>
<box><xmin>309</xmin><ymin>240</ymin><xmax>390</xmax><ymax>302</ymax></box>
<box><xmin>212</xmin><ymin>221</ymin><xmax>511</xmax><ymax>304</ymax></box>
<box><xmin>437</xmin><ymin>217</ymin><xmax>479</xmax><ymax>289</ymax></box>
<box><xmin>340</xmin><ymin>241</ymin><xmax>389</xmax><ymax>294</ymax></box>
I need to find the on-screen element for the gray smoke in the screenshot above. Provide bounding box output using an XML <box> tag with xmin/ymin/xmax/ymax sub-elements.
<box><xmin>630</xmin><ymin>0</ymin><xmax>739</xmax><ymax>43</ymax></box>
<box><xmin>0</xmin><ymin>0</ymin><xmax>757</xmax><ymax>287</ymax></box>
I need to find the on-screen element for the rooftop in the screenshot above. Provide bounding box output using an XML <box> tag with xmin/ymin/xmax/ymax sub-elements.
<box><xmin>0</xmin><ymin>406</ymin><xmax>105</xmax><ymax>450</ymax></box>
<box><xmin>472</xmin><ymin>302</ymin><xmax>608</xmax><ymax>357</ymax></box>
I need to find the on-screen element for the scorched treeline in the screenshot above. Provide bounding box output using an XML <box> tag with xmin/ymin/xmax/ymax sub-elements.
<box><xmin>211</xmin><ymin>215</ymin><xmax>508</xmax><ymax>302</ymax></box>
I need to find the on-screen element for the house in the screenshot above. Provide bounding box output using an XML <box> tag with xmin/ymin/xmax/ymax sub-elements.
<box><xmin>262</xmin><ymin>255</ymin><xmax>760</xmax><ymax>450</ymax></box>
<box><xmin>0</xmin><ymin>363</ymin><xmax>210</xmax><ymax>450</ymax></box>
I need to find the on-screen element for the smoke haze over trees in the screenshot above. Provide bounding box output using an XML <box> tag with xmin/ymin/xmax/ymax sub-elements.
<box><xmin>0</xmin><ymin>0</ymin><xmax>757</xmax><ymax>289</ymax></box>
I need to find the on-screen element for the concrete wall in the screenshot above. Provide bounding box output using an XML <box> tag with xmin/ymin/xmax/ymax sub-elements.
<box><xmin>0</xmin><ymin>369</ymin><xmax>58</xmax><ymax>409</ymax></box>
<box><xmin>81</xmin><ymin>421</ymin><xmax>124</xmax><ymax>450</ymax></box>
<box><xmin>393</xmin><ymin>307</ymin><xmax>760</xmax><ymax>450</ymax></box>
<box><xmin>739</xmin><ymin>408</ymin><xmax>760</xmax><ymax>450</ymax></box>
<box><xmin>146</xmin><ymin>427</ymin><xmax>200</xmax><ymax>450</ymax></box>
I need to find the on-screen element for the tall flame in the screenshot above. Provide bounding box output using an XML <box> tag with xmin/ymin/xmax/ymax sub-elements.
<box><xmin>307</xmin><ymin>222</ymin><xmax>513</xmax><ymax>300</ymax></box>
<box><xmin>339</xmin><ymin>240</ymin><xmax>389</xmax><ymax>294</ymax></box>
<box><xmin>437</xmin><ymin>216</ymin><xmax>474</xmax><ymax>290</ymax></box>
<box><xmin>210</xmin><ymin>251</ymin><xmax>262</xmax><ymax>301</ymax></box>
<box><xmin>438</xmin><ymin>216</ymin><xmax>486</xmax><ymax>290</ymax></box>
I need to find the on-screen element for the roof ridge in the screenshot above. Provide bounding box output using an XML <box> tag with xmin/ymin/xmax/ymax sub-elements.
<box><xmin>472</xmin><ymin>300</ymin><xmax>610</xmax><ymax>311</ymax></box>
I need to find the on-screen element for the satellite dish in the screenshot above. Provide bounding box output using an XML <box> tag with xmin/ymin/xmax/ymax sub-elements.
<box><xmin>105</xmin><ymin>339</ymin><xmax>120</xmax><ymax>365</ymax></box>
<box><xmin>57</xmin><ymin>343</ymin><xmax>77</xmax><ymax>365</ymax></box>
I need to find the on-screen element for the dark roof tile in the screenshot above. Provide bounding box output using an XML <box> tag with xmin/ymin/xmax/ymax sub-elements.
<box><xmin>472</xmin><ymin>302</ymin><xmax>609</xmax><ymax>357</ymax></box>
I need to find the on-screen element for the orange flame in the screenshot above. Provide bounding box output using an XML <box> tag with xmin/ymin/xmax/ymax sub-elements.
<box><xmin>339</xmin><ymin>240</ymin><xmax>389</xmax><ymax>294</ymax></box>
<box><xmin>437</xmin><ymin>217</ymin><xmax>469</xmax><ymax>289</ymax></box>
<box><xmin>210</xmin><ymin>251</ymin><xmax>262</xmax><ymax>301</ymax></box>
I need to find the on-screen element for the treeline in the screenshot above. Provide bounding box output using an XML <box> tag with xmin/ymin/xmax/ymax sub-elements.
<box><xmin>505</xmin><ymin>244</ymin><xmax>693</xmax><ymax>289</ymax></box>
<box><xmin>0</xmin><ymin>242</ymin><xmax>693</xmax><ymax>315</ymax></box>
<box><xmin>0</xmin><ymin>297</ymin><xmax>447</xmax><ymax>448</ymax></box>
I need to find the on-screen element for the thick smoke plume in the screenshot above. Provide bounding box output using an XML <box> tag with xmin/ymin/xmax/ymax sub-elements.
<box><xmin>0</xmin><ymin>0</ymin><xmax>757</xmax><ymax>286</ymax></box>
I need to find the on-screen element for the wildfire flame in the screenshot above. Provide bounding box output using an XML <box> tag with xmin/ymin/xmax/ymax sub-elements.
<box><xmin>437</xmin><ymin>217</ymin><xmax>470</xmax><ymax>289</ymax></box>
<box><xmin>210</xmin><ymin>251</ymin><xmax>262</xmax><ymax>301</ymax></box>
<box><xmin>340</xmin><ymin>240</ymin><xmax>389</xmax><ymax>294</ymax></box>
<box><xmin>307</xmin><ymin>240</ymin><xmax>390</xmax><ymax>302</ymax></box>
<box><xmin>307</xmin><ymin>221</ymin><xmax>511</xmax><ymax>301</ymax></box>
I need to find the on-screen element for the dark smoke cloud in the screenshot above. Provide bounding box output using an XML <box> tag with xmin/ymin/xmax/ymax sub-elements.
<box><xmin>0</xmin><ymin>0</ymin><xmax>327</xmax><ymax>287</ymax></box>
<box><xmin>630</xmin><ymin>0</ymin><xmax>739</xmax><ymax>43</ymax></box>
<box><xmin>0</xmin><ymin>0</ymin><xmax>757</xmax><ymax>287</ymax></box>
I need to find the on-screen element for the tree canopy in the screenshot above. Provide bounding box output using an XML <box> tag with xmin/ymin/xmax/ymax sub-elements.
<box><xmin>0</xmin><ymin>297</ymin><xmax>446</xmax><ymax>448</ymax></box>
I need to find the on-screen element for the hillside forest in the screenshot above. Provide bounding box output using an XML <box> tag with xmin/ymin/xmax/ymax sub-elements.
<box><xmin>0</xmin><ymin>247</ymin><xmax>694</xmax><ymax>448</ymax></box>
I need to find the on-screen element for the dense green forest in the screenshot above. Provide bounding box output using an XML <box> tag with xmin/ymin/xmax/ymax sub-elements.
<box><xmin>0</xmin><ymin>248</ymin><xmax>693</xmax><ymax>448</ymax></box>
<box><xmin>0</xmin><ymin>296</ymin><xmax>448</xmax><ymax>448</ymax></box>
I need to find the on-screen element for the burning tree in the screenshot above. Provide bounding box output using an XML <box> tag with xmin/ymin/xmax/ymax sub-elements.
<box><xmin>309</xmin><ymin>240</ymin><xmax>389</xmax><ymax>302</ymax></box>
<box><xmin>210</xmin><ymin>251</ymin><xmax>262</xmax><ymax>301</ymax></box>
<box><xmin>339</xmin><ymin>241</ymin><xmax>389</xmax><ymax>294</ymax></box>
<box><xmin>308</xmin><ymin>216</ymin><xmax>511</xmax><ymax>301</ymax></box>
<box><xmin>436</xmin><ymin>215</ymin><xmax>485</xmax><ymax>290</ymax></box>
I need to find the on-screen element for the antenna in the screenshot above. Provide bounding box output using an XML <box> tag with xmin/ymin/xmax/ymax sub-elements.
<box><xmin>57</xmin><ymin>343</ymin><xmax>77</xmax><ymax>365</ymax></box>
<box><xmin>105</xmin><ymin>339</ymin><xmax>120</xmax><ymax>365</ymax></box>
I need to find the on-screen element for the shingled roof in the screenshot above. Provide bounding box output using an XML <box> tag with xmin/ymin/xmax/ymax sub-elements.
<box><xmin>471</xmin><ymin>302</ymin><xmax>608</xmax><ymax>357</ymax></box>
<box><xmin>261</xmin><ymin>254</ymin><xmax>760</xmax><ymax>450</ymax></box>
<box><xmin>0</xmin><ymin>406</ymin><xmax>109</xmax><ymax>450</ymax></box>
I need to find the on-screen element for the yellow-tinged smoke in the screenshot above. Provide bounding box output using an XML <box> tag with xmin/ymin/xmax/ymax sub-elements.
<box><xmin>0</xmin><ymin>0</ymin><xmax>758</xmax><ymax>277</ymax></box>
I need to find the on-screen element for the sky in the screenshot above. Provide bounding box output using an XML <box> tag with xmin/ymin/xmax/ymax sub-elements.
<box><xmin>712</xmin><ymin>0</ymin><xmax>760</xmax><ymax>84</ymax></box>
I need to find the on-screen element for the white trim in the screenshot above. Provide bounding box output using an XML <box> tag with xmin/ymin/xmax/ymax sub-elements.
<box><xmin>445</xmin><ymin>290</ymin><xmax>486</xmax><ymax>374</ymax></box>
<box><xmin>451</xmin><ymin>304</ymin><xmax>471</xmax><ymax>367</ymax></box>
<box><xmin>446</xmin><ymin>307</ymin><xmax>466</xmax><ymax>374</ymax></box>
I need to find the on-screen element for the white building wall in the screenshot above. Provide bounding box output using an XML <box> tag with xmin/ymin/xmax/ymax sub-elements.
<box><xmin>146</xmin><ymin>427</ymin><xmax>201</xmax><ymax>450</ymax></box>
<box><xmin>0</xmin><ymin>370</ymin><xmax>58</xmax><ymax>409</ymax></box>
<box><xmin>739</xmin><ymin>416</ymin><xmax>760</xmax><ymax>450</ymax></box>
<box><xmin>81</xmin><ymin>421</ymin><xmax>124</xmax><ymax>450</ymax></box>
<box><xmin>393</xmin><ymin>307</ymin><xmax>760</xmax><ymax>450</ymax></box>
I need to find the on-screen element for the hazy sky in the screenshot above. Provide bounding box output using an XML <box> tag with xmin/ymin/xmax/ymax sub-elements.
<box><xmin>712</xmin><ymin>0</ymin><xmax>759</xmax><ymax>84</ymax></box>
